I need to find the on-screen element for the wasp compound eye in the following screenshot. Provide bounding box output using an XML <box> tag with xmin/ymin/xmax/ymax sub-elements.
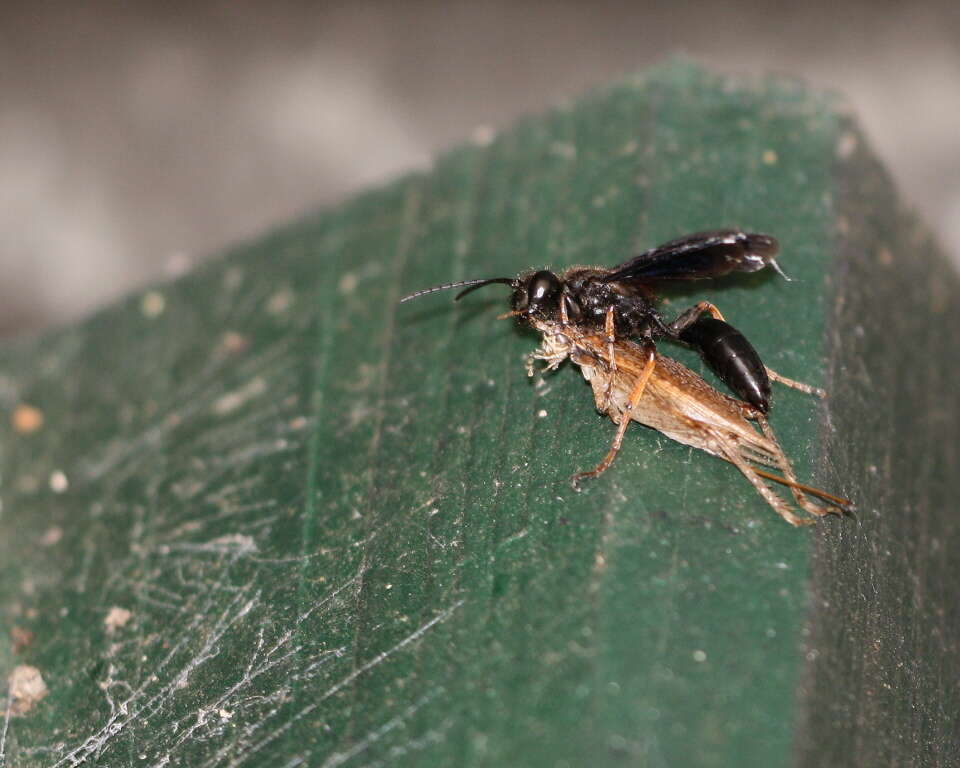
<box><xmin>525</xmin><ymin>271</ymin><xmax>562</xmax><ymax>314</ymax></box>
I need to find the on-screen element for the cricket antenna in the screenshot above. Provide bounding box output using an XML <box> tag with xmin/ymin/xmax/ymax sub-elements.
<box><xmin>399</xmin><ymin>277</ymin><xmax>515</xmax><ymax>303</ymax></box>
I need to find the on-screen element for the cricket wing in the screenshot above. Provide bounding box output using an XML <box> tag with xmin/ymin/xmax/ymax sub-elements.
<box><xmin>627</xmin><ymin>354</ymin><xmax>781</xmax><ymax>466</ymax></box>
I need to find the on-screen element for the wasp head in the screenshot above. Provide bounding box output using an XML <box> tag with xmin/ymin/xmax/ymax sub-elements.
<box><xmin>510</xmin><ymin>270</ymin><xmax>564</xmax><ymax>320</ymax></box>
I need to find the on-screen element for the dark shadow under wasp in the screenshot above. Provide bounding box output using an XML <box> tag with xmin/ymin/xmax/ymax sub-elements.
<box><xmin>401</xmin><ymin>229</ymin><xmax>853</xmax><ymax>526</ymax></box>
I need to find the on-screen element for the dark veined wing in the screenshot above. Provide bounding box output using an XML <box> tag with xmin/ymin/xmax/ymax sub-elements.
<box><xmin>602</xmin><ymin>229</ymin><xmax>784</xmax><ymax>283</ymax></box>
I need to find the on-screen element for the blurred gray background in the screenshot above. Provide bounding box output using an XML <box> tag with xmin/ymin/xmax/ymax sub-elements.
<box><xmin>2</xmin><ymin>0</ymin><xmax>958</xmax><ymax>335</ymax></box>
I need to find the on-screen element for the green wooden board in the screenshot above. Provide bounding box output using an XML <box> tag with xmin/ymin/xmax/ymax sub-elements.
<box><xmin>1</xmin><ymin>61</ymin><xmax>957</xmax><ymax>767</ymax></box>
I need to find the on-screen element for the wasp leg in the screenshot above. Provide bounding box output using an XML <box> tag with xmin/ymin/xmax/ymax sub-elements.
<box><xmin>667</xmin><ymin>300</ymin><xmax>725</xmax><ymax>332</ymax></box>
<box><xmin>571</xmin><ymin>341</ymin><xmax>655</xmax><ymax>491</ymax></box>
<box><xmin>765</xmin><ymin>368</ymin><xmax>826</xmax><ymax>399</ymax></box>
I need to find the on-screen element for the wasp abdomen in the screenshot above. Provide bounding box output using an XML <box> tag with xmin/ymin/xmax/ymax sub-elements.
<box><xmin>679</xmin><ymin>317</ymin><xmax>771</xmax><ymax>412</ymax></box>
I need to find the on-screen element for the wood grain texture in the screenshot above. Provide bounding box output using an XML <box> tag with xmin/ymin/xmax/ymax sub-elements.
<box><xmin>794</xmin><ymin>119</ymin><xmax>960</xmax><ymax>767</ymax></box>
<box><xmin>2</xmin><ymin>61</ymin><xmax>952</xmax><ymax>768</ymax></box>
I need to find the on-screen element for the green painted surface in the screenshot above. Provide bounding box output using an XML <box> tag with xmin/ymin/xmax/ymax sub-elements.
<box><xmin>0</xmin><ymin>63</ymin><xmax>843</xmax><ymax>766</ymax></box>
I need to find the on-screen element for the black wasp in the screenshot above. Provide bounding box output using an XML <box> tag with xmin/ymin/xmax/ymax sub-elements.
<box><xmin>401</xmin><ymin>229</ymin><xmax>796</xmax><ymax>412</ymax></box>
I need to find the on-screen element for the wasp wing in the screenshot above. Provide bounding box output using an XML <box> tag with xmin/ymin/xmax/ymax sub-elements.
<box><xmin>602</xmin><ymin>229</ymin><xmax>781</xmax><ymax>283</ymax></box>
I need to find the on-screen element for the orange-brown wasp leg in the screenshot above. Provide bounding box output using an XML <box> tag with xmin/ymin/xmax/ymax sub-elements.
<box><xmin>571</xmin><ymin>343</ymin><xmax>655</xmax><ymax>490</ymax></box>
<box><xmin>689</xmin><ymin>300</ymin><xmax>725</xmax><ymax>321</ymax></box>
<box><xmin>765</xmin><ymin>368</ymin><xmax>826</xmax><ymax>399</ymax></box>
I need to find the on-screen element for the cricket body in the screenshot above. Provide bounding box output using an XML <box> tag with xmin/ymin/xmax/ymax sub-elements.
<box><xmin>529</xmin><ymin>317</ymin><xmax>851</xmax><ymax>526</ymax></box>
<box><xmin>401</xmin><ymin>228</ymin><xmax>853</xmax><ymax>526</ymax></box>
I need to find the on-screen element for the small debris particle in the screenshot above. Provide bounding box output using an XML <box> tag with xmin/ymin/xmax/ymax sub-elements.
<box><xmin>877</xmin><ymin>246</ymin><xmax>894</xmax><ymax>266</ymax></box>
<box><xmin>163</xmin><ymin>252</ymin><xmax>193</xmax><ymax>278</ymax></box>
<box><xmin>267</xmin><ymin>288</ymin><xmax>294</xmax><ymax>314</ymax></box>
<box><xmin>219</xmin><ymin>331</ymin><xmax>249</xmax><ymax>355</ymax></box>
<box><xmin>224</xmin><ymin>267</ymin><xmax>244</xmax><ymax>291</ymax></box>
<box><xmin>8</xmin><ymin>665</ymin><xmax>48</xmax><ymax>715</ymax></box>
<box><xmin>836</xmin><ymin>131</ymin><xmax>858</xmax><ymax>159</ymax></box>
<box><xmin>338</xmin><ymin>272</ymin><xmax>358</xmax><ymax>295</ymax></box>
<box><xmin>49</xmin><ymin>470</ymin><xmax>69</xmax><ymax>493</ymax></box>
<box><xmin>40</xmin><ymin>526</ymin><xmax>63</xmax><ymax>546</ymax></box>
<box><xmin>213</xmin><ymin>377</ymin><xmax>268</xmax><ymax>415</ymax></box>
<box><xmin>12</xmin><ymin>404</ymin><xmax>44</xmax><ymax>434</ymax></box>
<box><xmin>17</xmin><ymin>475</ymin><xmax>40</xmax><ymax>493</ymax></box>
<box><xmin>11</xmin><ymin>626</ymin><xmax>34</xmax><ymax>653</ymax></box>
<box><xmin>104</xmin><ymin>606</ymin><xmax>133</xmax><ymax>633</ymax></box>
<box><xmin>176</xmin><ymin>533</ymin><xmax>257</xmax><ymax>556</ymax></box>
<box><xmin>471</xmin><ymin>124</ymin><xmax>496</xmax><ymax>146</ymax></box>
<box><xmin>692</xmin><ymin>650</ymin><xmax>707</xmax><ymax>663</ymax></box>
<box><xmin>537</xmin><ymin>409</ymin><xmax>548</xmax><ymax>418</ymax></box>
<box><xmin>761</xmin><ymin>149</ymin><xmax>778</xmax><ymax>165</ymax></box>
<box><xmin>140</xmin><ymin>290</ymin><xmax>166</xmax><ymax>318</ymax></box>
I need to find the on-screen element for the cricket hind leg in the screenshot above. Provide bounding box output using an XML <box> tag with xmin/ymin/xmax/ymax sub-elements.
<box><xmin>599</xmin><ymin>306</ymin><xmax>619</xmax><ymax>411</ymax></box>
<box><xmin>706</xmin><ymin>429</ymin><xmax>816</xmax><ymax>527</ymax></box>
<box><xmin>570</xmin><ymin>340</ymin><xmax>656</xmax><ymax>491</ymax></box>
<box><xmin>753</xmin><ymin>413</ymin><xmax>849</xmax><ymax>518</ymax></box>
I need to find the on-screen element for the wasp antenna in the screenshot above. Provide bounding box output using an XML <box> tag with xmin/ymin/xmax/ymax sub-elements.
<box><xmin>455</xmin><ymin>278</ymin><xmax>516</xmax><ymax>301</ymax></box>
<box><xmin>399</xmin><ymin>277</ymin><xmax>514</xmax><ymax>304</ymax></box>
